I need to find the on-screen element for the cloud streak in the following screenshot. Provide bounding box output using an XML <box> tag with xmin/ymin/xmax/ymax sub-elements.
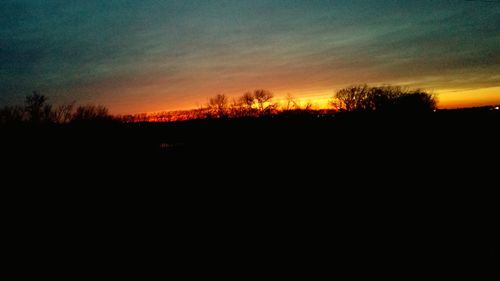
<box><xmin>1</xmin><ymin>0</ymin><xmax>499</xmax><ymax>112</ymax></box>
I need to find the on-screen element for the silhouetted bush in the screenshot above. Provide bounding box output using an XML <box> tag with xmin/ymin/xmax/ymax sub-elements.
<box><xmin>392</xmin><ymin>91</ymin><xmax>437</xmax><ymax>113</ymax></box>
<box><xmin>0</xmin><ymin>106</ymin><xmax>25</xmax><ymax>124</ymax></box>
<box><xmin>0</xmin><ymin>91</ymin><xmax>112</xmax><ymax>125</ymax></box>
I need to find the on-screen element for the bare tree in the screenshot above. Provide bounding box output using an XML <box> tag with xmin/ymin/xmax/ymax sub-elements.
<box><xmin>251</xmin><ymin>89</ymin><xmax>278</xmax><ymax>116</ymax></box>
<box><xmin>240</xmin><ymin>92</ymin><xmax>255</xmax><ymax>109</ymax></box>
<box><xmin>234</xmin><ymin>92</ymin><xmax>255</xmax><ymax>117</ymax></box>
<box><xmin>332</xmin><ymin>85</ymin><xmax>370</xmax><ymax>111</ymax></box>
<box><xmin>41</xmin><ymin>104</ymin><xmax>53</xmax><ymax>122</ymax></box>
<box><xmin>208</xmin><ymin>94</ymin><xmax>228</xmax><ymax>118</ymax></box>
<box><xmin>0</xmin><ymin>106</ymin><xmax>25</xmax><ymax>124</ymax></box>
<box><xmin>284</xmin><ymin>93</ymin><xmax>298</xmax><ymax>111</ymax></box>
<box><xmin>72</xmin><ymin>105</ymin><xmax>110</xmax><ymax>121</ymax></box>
<box><xmin>304</xmin><ymin>102</ymin><xmax>313</xmax><ymax>111</ymax></box>
<box><xmin>329</xmin><ymin>99</ymin><xmax>341</xmax><ymax>111</ymax></box>
<box><xmin>52</xmin><ymin>102</ymin><xmax>76</xmax><ymax>124</ymax></box>
<box><xmin>254</xmin><ymin>89</ymin><xmax>274</xmax><ymax>111</ymax></box>
<box><xmin>25</xmin><ymin>91</ymin><xmax>48</xmax><ymax>122</ymax></box>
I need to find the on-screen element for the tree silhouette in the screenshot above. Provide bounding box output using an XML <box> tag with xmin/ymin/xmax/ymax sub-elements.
<box><xmin>393</xmin><ymin>91</ymin><xmax>437</xmax><ymax>113</ymax></box>
<box><xmin>241</xmin><ymin>92</ymin><xmax>254</xmax><ymax>107</ymax></box>
<box><xmin>254</xmin><ymin>89</ymin><xmax>275</xmax><ymax>113</ymax></box>
<box><xmin>284</xmin><ymin>94</ymin><xmax>299</xmax><ymax>111</ymax></box>
<box><xmin>72</xmin><ymin>105</ymin><xmax>111</xmax><ymax>122</ymax></box>
<box><xmin>238</xmin><ymin>92</ymin><xmax>256</xmax><ymax>116</ymax></box>
<box><xmin>229</xmin><ymin>98</ymin><xmax>246</xmax><ymax>118</ymax></box>
<box><xmin>25</xmin><ymin>91</ymin><xmax>49</xmax><ymax>123</ymax></box>
<box><xmin>334</xmin><ymin>85</ymin><xmax>370</xmax><ymax>111</ymax></box>
<box><xmin>208</xmin><ymin>94</ymin><xmax>228</xmax><ymax>118</ymax></box>
<box><xmin>52</xmin><ymin>102</ymin><xmax>76</xmax><ymax>123</ymax></box>
<box><xmin>0</xmin><ymin>106</ymin><xmax>25</xmax><ymax>124</ymax></box>
<box><xmin>332</xmin><ymin>85</ymin><xmax>437</xmax><ymax>113</ymax></box>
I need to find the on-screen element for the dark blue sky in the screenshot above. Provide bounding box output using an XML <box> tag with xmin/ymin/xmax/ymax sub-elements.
<box><xmin>1</xmin><ymin>0</ymin><xmax>499</xmax><ymax>113</ymax></box>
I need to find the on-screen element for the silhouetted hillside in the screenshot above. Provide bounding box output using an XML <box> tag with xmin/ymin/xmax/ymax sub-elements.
<box><xmin>1</xmin><ymin>92</ymin><xmax>498</xmax><ymax>271</ymax></box>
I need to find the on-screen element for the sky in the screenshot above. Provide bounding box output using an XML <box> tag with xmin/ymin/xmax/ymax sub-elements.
<box><xmin>1</xmin><ymin>0</ymin><xmax>499</xmax><ymax>114</ymax></box>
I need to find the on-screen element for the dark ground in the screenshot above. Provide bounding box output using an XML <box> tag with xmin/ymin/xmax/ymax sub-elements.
<box><xmin>1</xmin><ymin>109</ymin><xmax>498</xmax><ymax>274</ymax></box>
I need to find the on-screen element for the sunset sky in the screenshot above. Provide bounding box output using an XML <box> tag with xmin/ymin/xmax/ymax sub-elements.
<box><xmin>1</xmin><ymin>0</ymin><xmax>499</xmax><ymax>114</ymax></box>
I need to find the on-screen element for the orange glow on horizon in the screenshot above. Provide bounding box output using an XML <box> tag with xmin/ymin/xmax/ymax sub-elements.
<box><xmin>106</xmin><ymin>85</ymin><xmax>500</xmax><ymax>115</ymax></box>
<box><xmin>433</xmin><ymin>86</ymin><xmax>500</xmax><ymax>109</ymax></box>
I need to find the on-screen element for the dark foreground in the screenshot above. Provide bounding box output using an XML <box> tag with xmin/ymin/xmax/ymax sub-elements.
<box><xmin>2</xmin><ymin>110</ymin><xmax>498</xmax><ymax>274</ymax></box>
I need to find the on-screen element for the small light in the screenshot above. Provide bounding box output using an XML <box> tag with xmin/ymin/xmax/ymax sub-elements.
<box><xmin>495</xmin><ymin>106</ymin><xmax>499</xmax><ymax>110</ymax></box>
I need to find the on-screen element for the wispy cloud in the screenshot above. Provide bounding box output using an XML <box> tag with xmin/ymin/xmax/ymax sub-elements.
<box><xmin>1</xmin><ymin>0</ymin><xmax>499</xmax><ymax>112</ymax></box>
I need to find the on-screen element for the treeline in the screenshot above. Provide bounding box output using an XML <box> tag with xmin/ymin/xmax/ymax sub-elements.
<box><xmin>119</xmin><ymin>89</ymin><xmax>318</xmax><ymax>122</ymax></box>
<box><xmin>0</xmin><ymin>92</ymin><xmax>112</xmax><ymax>125</ymax></box>
<box><xmin>1</xmin><ymin>85</ymin><xmax>438</xmax><ymax>124</ymax></box>
<box><xmin>332</xmin><ymin>85</ymin><xmax>437</xmax><ymax>113</ymax></box>
<box><xmin>120</xmin><ymin>85</ymin><xmax>437</xmax><ymax>122</ymax></box>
